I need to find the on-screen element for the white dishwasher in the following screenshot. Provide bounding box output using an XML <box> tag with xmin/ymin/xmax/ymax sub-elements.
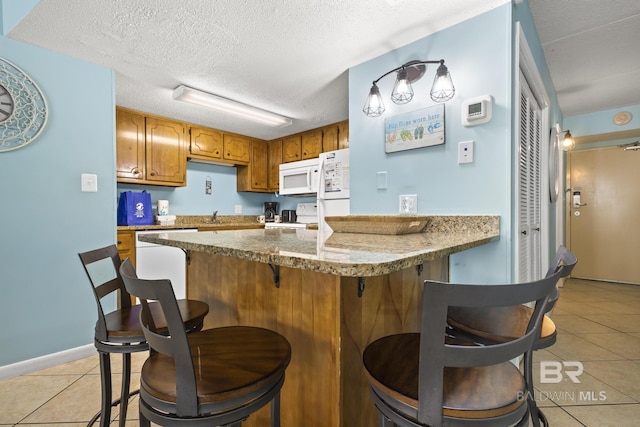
<box><xmin>135</xmin><ymin>229</ymin><xmax>196</xmax><ymax>299</ymax></box>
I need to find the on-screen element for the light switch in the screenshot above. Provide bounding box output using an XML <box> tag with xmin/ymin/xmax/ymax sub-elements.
<box><xmin>377</xmin><ymin>171</ymin><xmax>388</xmax><ymax>189</ymax></box>
<box><xmin>81</xmin><ymin>173</ymin><xmax>98</xmax><ymax>192</ymax></box>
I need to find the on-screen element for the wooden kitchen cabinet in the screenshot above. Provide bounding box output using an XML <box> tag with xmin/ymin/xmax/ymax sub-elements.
<box><xmin>337</xmin><ymin>120</ymin><xmax>349</xmax><ymax>149</ymax></box>
<box><xmin>116</xmin><ymin>109</ymin><xmax>146</xmax><ymax>181</ymax></box>
<box><xmin>322</xmin><ymin>124</ymin><xmax>339</xmax><ymax>152</ymax></box>
<box><xmin>116</xmin><ymin>107</ymin><xmax>187</xmax><ymax>187</ymax></box>
<box><xmin>223</xmin><ymin>133</ymin><xmax>250</xmax><ymax>164</ymax></box>
<box><xmin>189</xmin><ymin>126</ymin><xmax>223</xmax><ymax>160</ymax></box>
<box><xmin>187</xmin><ymin>126</ymin><xmax>250</xmax><ymax>165</ymax></box>
<box><xmin>268</xmin><ymin>139</ymin><xmax>282</xmax><ymax>191</ymax></box>
<box><xmin>301</xmin><ymin>129</ymin><xmax>322</xmax><ymax>159</ymax></box>
<box><xmin>282</xmin><ymin>135</ymin><xmax>301</xmax><ymax>163</ymax></box>
<box><xmin>237</xmin><ymin>139</ymin><xmax>269</xmax><ymax>192</ymax></box>
<box><xmin>116</xmin><ymin>230</ymin><xmax>135</xmax><ymax>268</ymax></box>
<box><xmin>145</xmin><ymin>116</ymin><xmax>187</xmax><ymax>185</ymax></box>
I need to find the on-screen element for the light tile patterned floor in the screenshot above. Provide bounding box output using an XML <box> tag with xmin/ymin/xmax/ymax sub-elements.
<box><xmin>0</xmin><ymin>278</ymin><xmax>638</xmax><ymax>426</ymax></box>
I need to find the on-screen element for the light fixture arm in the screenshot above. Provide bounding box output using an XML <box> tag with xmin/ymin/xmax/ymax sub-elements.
<box><xmin>370</xmin><ymin>59</ymin><xmax>445</xmax><ymax>86</ymax></box>
<box><xmin>363</xmin><ymin>59</ymin><xmax>454</xmax><ymax>117</ymax></box>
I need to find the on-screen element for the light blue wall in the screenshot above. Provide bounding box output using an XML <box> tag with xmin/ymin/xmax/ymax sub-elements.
<box><xmin>117</xmin><ymin>163</ymin><xmax>305</xmax><ymax>216</ymax></box>
<box><xmin>348</xmin><ymin>1</ymin><xmax>562</xmax><ymax>283</ymax></box>
<box><xmin>349</xmin><ymin>5</ymin><xmax>514</xmax><ymax>283</ymax></box>
<box><xmin>565</xmin><ymin>103</ymin><xmax>640</xmax><ymax>150</ymax></box>
<box><xmin>0</xmin><ymin>0</ymin><xmax>39</xmax><ymax>34</ymax></box>
<box><xmin>0</xmin><ymin>34</ymin><xmax>115</xmax><ymax>364</ymax></box>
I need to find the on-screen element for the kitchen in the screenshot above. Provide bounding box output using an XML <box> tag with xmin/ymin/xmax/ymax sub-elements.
<box><xmin>1</xmin><ymin>0</ymin><xmax>640</xmax><ymax>425</ymax></box>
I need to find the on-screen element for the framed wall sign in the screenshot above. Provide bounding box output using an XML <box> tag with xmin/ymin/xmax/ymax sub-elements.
<box><xmin>384</xmin><ymin>104</ymin><xmax>445</xmax><ymax>153</ymax></box>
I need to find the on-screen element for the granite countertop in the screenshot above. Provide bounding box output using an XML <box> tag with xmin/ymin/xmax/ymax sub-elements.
<box><xmin>117</xmin><ymin>215</ymin><xmax>264</xmax><ymax>231</ymax></box>
<box><xmin>137</xmin><ymin>215</ymin><xmax>500</xmax><ymax>277</ymax></box>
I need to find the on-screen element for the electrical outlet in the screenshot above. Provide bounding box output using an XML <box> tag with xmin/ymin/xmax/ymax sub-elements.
<box><xmin>234</xmin><ymin>204</ymin><xmax>242</xmax><ymax>214</ymax></box>
<box><xmin>399</xmin><ymin>194</ymin><xmax>417</xmax><ymax>214</ymax></box>
<box><xmin>458</xmin><ymin>140</ymin><xmax>474</xmax><ymax>164</ymax></box>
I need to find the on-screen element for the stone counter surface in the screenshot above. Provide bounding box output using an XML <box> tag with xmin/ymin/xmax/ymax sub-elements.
<box><xmin>138</xmin><ymin>215</ymin><xmax>499</xmax><ymax>277</ymax></box>
<box><xmin>117</xmin><ymin>214</ymin><xmax>264</xmax><ymax>231</ymax></box>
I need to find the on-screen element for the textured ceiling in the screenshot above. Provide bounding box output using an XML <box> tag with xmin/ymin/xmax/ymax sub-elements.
<box><xmin>8</xmin><ymin>0</ymin><xmax>640</xmax><ymax>140</ymax></box>
<box><xmin>529</xmin><ymin>0</ymin><xmax>640</xmax><ymax>117</ymax></box>
<box><xmin>7</xmin><ymin>0</ymin><xmax>508</xmax><ymax>139</ymax></box>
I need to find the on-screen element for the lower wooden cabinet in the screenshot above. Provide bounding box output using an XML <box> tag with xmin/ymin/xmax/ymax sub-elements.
<box><xmin>116</xmin><ymin>230</ymin><xmax>135</xmax><ymax>267</ymax></box>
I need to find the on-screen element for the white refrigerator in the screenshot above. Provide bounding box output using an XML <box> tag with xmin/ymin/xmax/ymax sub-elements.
<box><xmin>317</xmin><ymin>148</ymin><xmax>350</xmax><ymax>232</ymax></box>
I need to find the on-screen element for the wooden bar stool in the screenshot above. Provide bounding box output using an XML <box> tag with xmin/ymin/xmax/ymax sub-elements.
<box><xmin>119</xmin><ymin>258</ymin><xmax>292</xmax><ymax>427</ymax></box>
<box><xmin>79</xmin><ymin>245</ymin><xmax>209</xmax><ymax>427</ymax></box>
<box><xmin>446</xmin><ymin>246</ymin><xmax>577</xmax><ymax>427</ymax></box>
<box><xmin>363</xmin><ymin>267</ymin><xmax>566</xmax><ymax>427</ymax></box>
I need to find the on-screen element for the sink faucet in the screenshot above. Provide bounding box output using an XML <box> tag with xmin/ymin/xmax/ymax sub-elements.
<box><xmin>212</xmin><ymin>210</ymin><xmax>218</xmax><ymax>223</ymax></box>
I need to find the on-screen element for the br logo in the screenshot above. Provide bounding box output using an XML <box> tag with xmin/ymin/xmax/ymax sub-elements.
<box><xmin>540</xmin><ymin>361</ymin><xmax>583</xmax><ymax>384</ymax></box>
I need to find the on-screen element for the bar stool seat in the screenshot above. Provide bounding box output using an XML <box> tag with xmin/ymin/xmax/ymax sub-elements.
<box><xmin>79</xmin><ymin>245</ymin><xmax>209</xmax><ymax>427</ymax></box>
<box><xmin>120</xmin><ymin>258</ymin><xmax>291</xmax><ymax>427</ymax></box>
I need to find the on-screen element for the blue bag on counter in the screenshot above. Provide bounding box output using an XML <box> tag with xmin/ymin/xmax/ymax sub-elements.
<box><xmin>117</xmin><ymin>190</ymin><xmax>154</xmax><ymax>226</ymax></box>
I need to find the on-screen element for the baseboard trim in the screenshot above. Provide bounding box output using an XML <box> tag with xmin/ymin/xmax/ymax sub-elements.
<box><xmin>0</xmin><ymin>344</ymin><xmax>96</xmax><ymax>380</ymax></box>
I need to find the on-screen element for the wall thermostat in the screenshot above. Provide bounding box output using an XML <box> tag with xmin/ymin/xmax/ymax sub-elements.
<box><xmin>462</xmin><ymin>95</ymin><xmax>493</xmax><ymax>126</ymax></box>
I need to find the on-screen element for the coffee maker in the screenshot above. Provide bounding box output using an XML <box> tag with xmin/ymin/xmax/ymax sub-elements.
<box><xmin>264</xmin><ymin>202</ymin><xmax>278</xmax><ymax>222</ymax></box>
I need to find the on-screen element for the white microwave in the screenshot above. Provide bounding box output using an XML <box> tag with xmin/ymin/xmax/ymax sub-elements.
<box><xmin>279</xmin><ymin>158</ymin><xmax>320</xmax><ymax>196</ymax></box>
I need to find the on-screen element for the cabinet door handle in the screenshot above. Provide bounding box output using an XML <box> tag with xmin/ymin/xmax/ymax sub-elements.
<box><xmin>150</xmin><ymin>171</ymin><xmax>156</xmax><ymax>176</ymax></box>
<box><xmin>132</xmin><ymin>168</ymin><xmax>140</xmax><ymax>175</ymax></box>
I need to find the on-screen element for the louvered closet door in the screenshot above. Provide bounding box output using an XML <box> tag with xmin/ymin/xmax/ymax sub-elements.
<box><xmin>517</xmin><ymin>71</ymin><xmax>542</xmax><ymax>282</ymax></box>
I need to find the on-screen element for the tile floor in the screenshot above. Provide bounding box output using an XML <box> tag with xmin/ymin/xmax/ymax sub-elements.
<box><xmin>0</xmin><ymin>278</ymin><xmax>639</xmax><ymax>426</ymax></box>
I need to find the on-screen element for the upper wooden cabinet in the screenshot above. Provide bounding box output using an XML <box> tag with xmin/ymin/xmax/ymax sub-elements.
<box><xmin>116</xmin><ymin>109</ymin><xmax>145</xmax><ymax>180</ymax></box>
<box><xmin>268</xmin><ymin>140</ymin><xmax>282</xmax><ymax>191</ymax></box>
<box><xmin>223</xmin><ymin>134</ymin><xmax>250</xmax><ymax>164</ymax></box>
<box><xmin>301</xmin><ymin>129</ymin><xmax>322</xmax><ymax>159</ymax></box>
<box><xmin>282</xmin><ymin>135</ymin><xmax>302</xmax><ymax>163</ymax></box>
<box><xmin>237</xmin><ymin>139</ymin><xmax>269</xmax><ymax>192</ymax></box>
<box><xmin>322</xmin><ymin>124</ymin><xmax>339</xmax><ymax>152</ymax></box>
<box><xmin>189</xmin><ymin>126</ymin><xmax>223</xmax><ymax>160</ymax></box>
<box><xmin>188</xmin><ymin>126</ymin><xmax>250</xmax><ymax>165</ymax></box>
<box><xmin>337</xmin><ymin>120</ymin><xmax>349</xmax><ymax>149</ymax></box>
<box><xmin>116</xmin><ymin>108</ymin><xmax>187</xmax><ymax>187</ymax></box>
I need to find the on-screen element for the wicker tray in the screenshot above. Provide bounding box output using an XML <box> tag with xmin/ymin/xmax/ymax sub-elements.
<box><xmin>325</xmin><ymin>215</ymin><xmax>430</xmax><ymax>235</ymax></box>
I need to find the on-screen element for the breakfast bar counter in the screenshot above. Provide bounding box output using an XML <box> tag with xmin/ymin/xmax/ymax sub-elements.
<box><xmin>138</xmin><ymin>215</ymin><xmax>499</xmax><ymax>427</ymax></box>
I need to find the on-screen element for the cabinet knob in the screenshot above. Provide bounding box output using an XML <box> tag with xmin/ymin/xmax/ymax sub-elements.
<box><xmin>150</xmin><ymin>171</ymin><xmax>156</xmax><ymax>176</ymax></box>
<box><xmin>132</xmin><ymin>168</ymin><xmax>140</xmax><ymax>175</ymax></box>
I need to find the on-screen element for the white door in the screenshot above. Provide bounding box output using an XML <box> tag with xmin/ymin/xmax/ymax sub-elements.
<box><xmin>516</xmin><ymin>71</ymin><xmax>542</xmax><ymax>282</ymax></box>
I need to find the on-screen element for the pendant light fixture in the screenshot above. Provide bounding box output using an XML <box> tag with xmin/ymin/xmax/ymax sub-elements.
<box><xmin>363</xmin><ymin>59</ymin><xmax>455</xmax><ymax>117</ymax></box>
<box><xmin>561</xmin><ymin>130</ymin><xmax>576</xmax><ymax>151</ymax></box>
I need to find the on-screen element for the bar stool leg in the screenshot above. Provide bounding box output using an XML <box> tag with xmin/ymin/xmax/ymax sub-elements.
<box><xmin>93</xmin><ymin>350</ymin><xmax>112</xmax><ymax>427</ymax></box>
<box><xmin>118</xmin><ymin>352</ymin><xmax>132</xmax><ymax>427</ymax></box>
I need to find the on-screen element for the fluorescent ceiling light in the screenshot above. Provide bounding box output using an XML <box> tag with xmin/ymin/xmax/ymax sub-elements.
<box><xmin>172</xmin><ymin>85</ymin><xmax>293</xmax><ymax>128</ymax></box>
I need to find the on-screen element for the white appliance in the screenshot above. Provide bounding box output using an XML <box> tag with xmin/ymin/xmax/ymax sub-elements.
<box><xmin>279</xmin><ymin>158</ymin><xmax>320</xmax><ymax>196</ymax></box>
<box><xmin>135</xmin><ymin>229</ymin><xmax>195</xmax><ymax>299</ymax></box>
<box><xmin>264</xmin><ymin>202</ymin><xmax>317</xmax><ymax>229</ymax></box>
<box><xmin>318</xmin><ymin>149</ymin><xmax>350</xmax><ymax>231</ymax></box>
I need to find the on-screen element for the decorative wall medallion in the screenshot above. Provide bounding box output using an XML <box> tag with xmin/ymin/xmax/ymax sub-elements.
<box><xmin>0</xmin><ymin>57</ymin><xmax>48</xmax><ymax>152</ymax></box>
<box><xmin>612</xmin><ymin>111</ymin><xmax>632</xmax><ymax>126</ymax></box>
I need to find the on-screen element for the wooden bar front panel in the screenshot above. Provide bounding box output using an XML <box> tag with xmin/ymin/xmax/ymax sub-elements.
<box><xmin>187</xmin><ymin>251</ymin><xmax>448</xmax><ymax>427</ymax></box>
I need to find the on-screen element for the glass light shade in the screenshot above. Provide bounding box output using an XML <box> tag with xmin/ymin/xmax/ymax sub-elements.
<box><xmin>363</xmin><ymin>84</ymin><xmax>385</xmax><ymax>117</ymax></box>
<box><xmin>391</xmin><ymin>68</ymin><xmax>413</xmax><ymax>104</ymax></box>
<box><xmin>561</xmin><ymin>131</ymin><xmax>576</xmax><ymax>151</ymax></box>
<box><xmin>430</xmin><ymin>64</ymin><xmax>455</xmax><ymax>102</ymax></box>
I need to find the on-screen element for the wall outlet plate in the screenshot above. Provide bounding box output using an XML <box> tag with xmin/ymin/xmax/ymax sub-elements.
<box><xmin>458</xmin><ymin>140</ymin><xmax>474</xmax><ymax>164</ymax></box>
<box><xmin>399</xmin><ymin>194</ymin><xmax>417</xmax><ymax>214</ymax></box>
<box><xmin>235</xmin><ymin>204</ymin><xmax>242</xmax><ymax>214</ymax></box>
